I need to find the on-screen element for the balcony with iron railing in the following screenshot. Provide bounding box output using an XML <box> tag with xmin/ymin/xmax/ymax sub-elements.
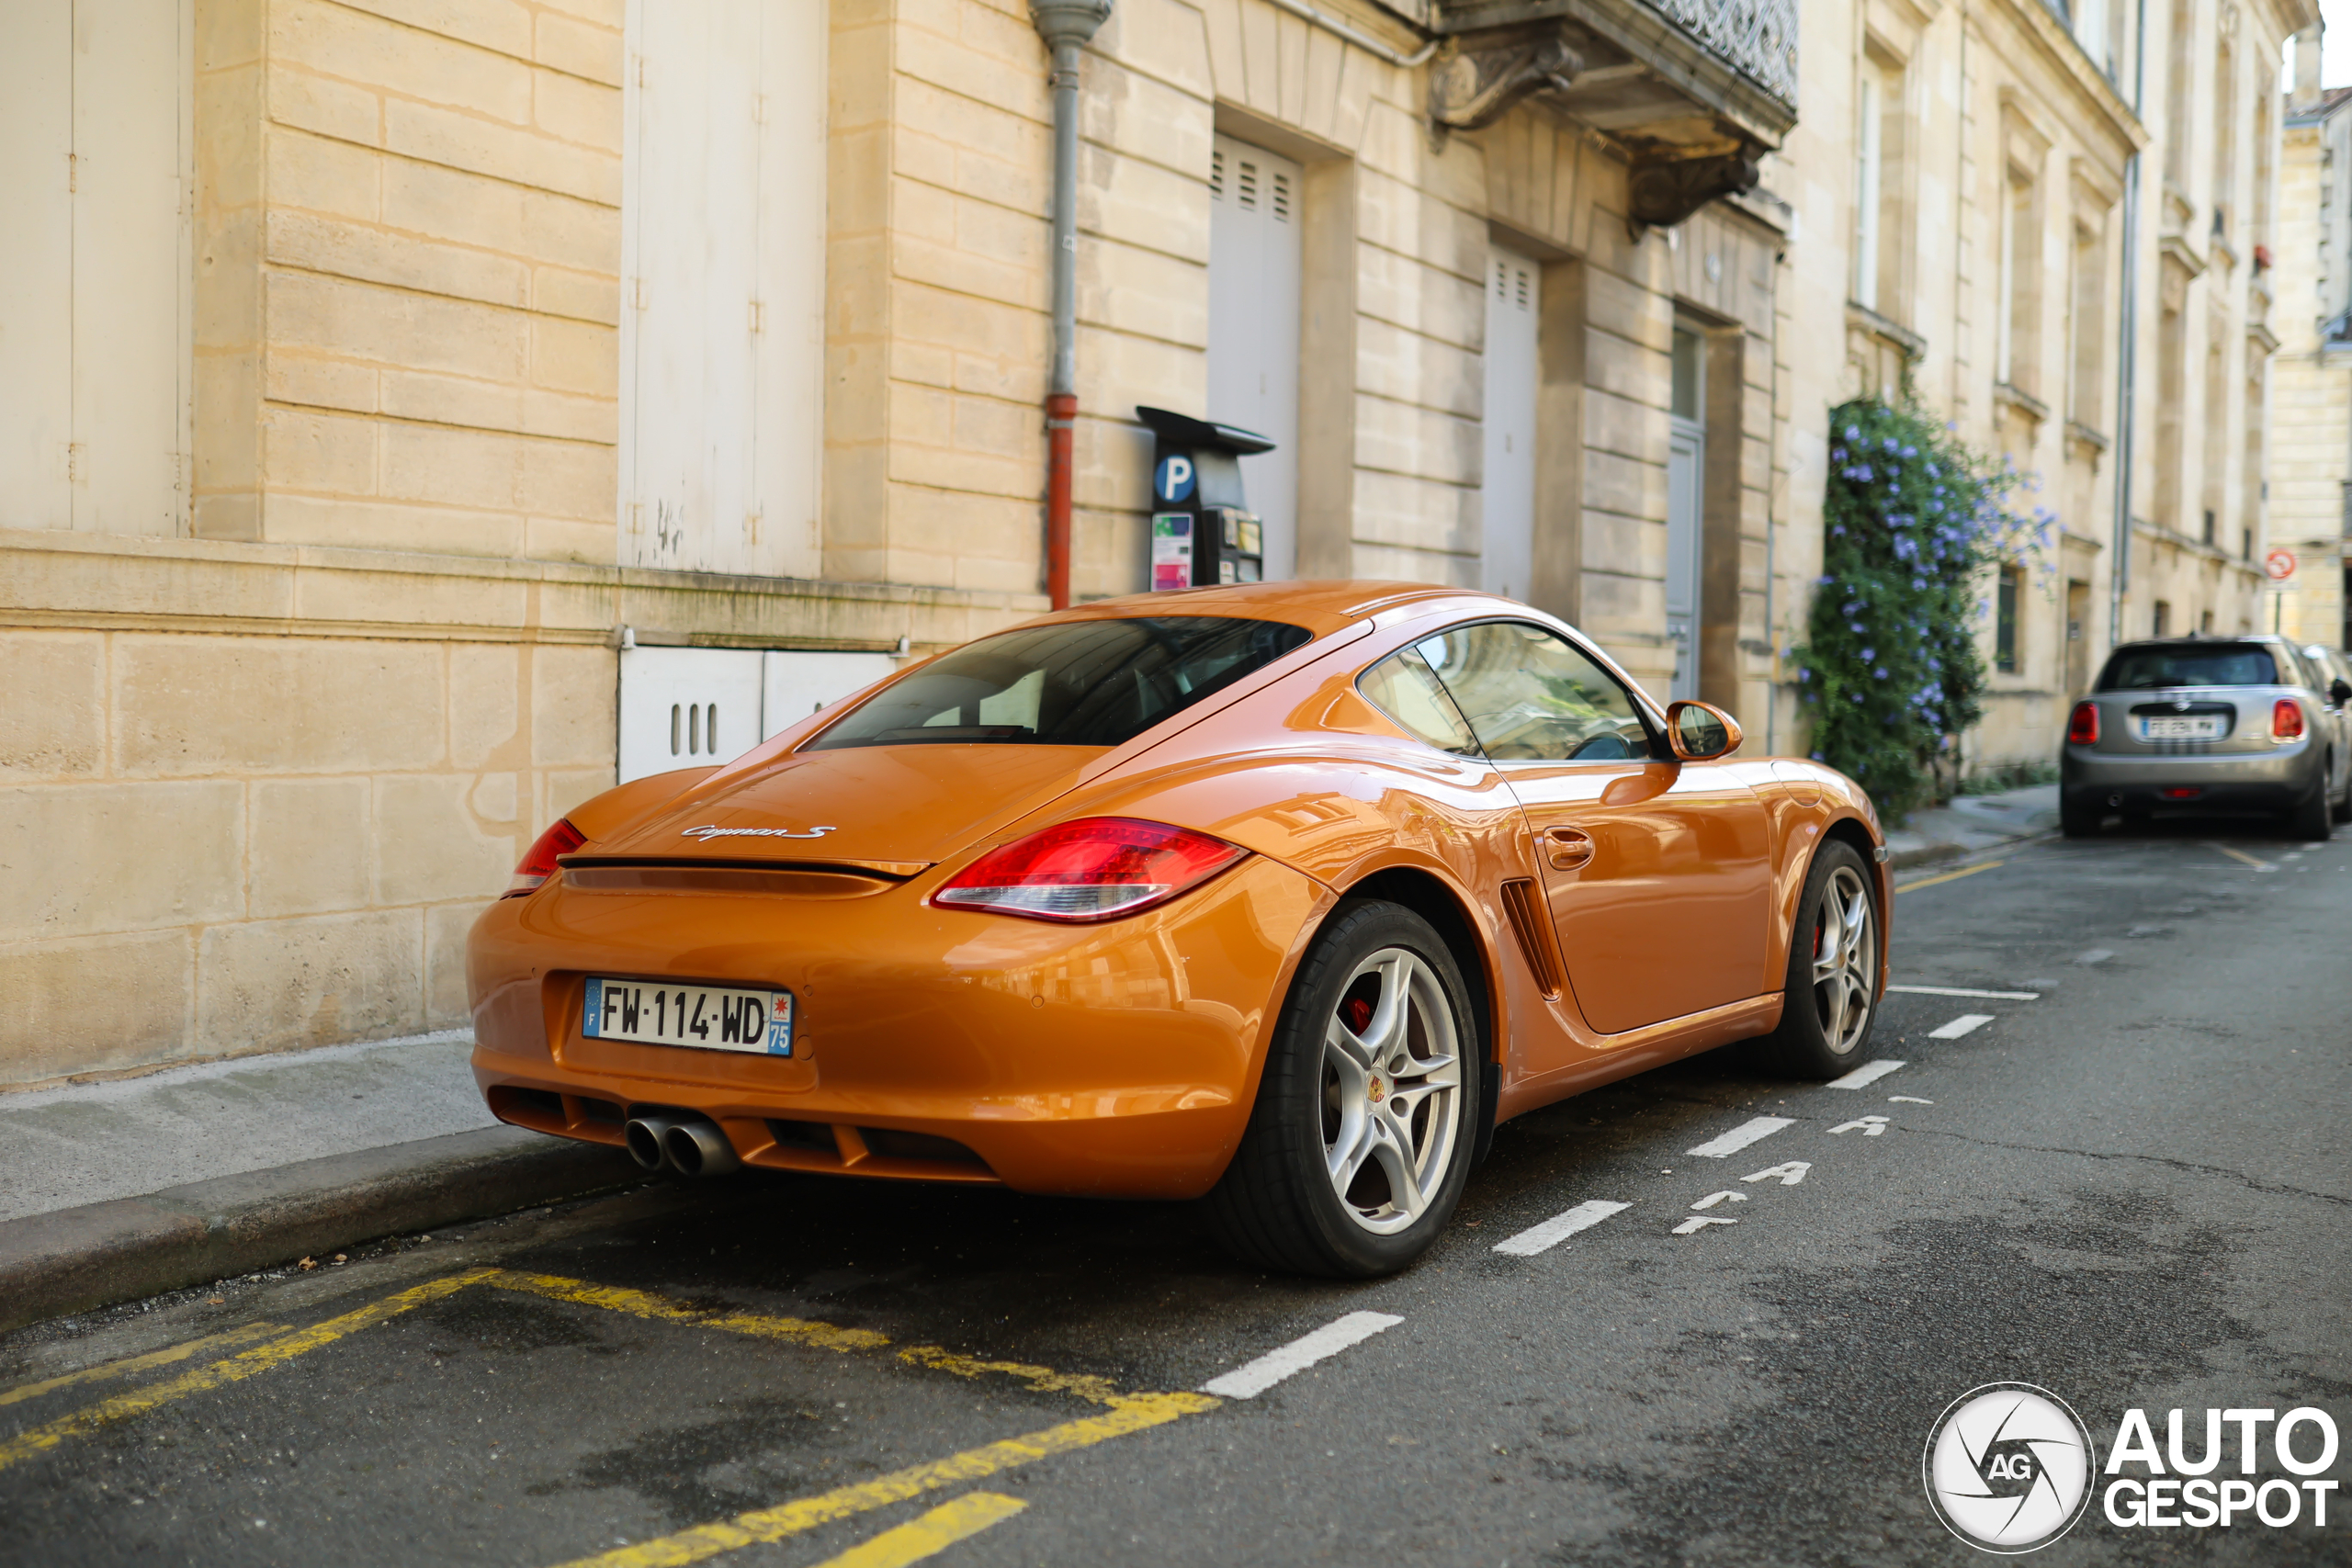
<box><xmin>1419</xmin><ymin>0</ymin><xmax>1797</xmax><ymax>225</ymax></box>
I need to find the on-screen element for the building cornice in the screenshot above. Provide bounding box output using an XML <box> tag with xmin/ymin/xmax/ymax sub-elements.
<box><xmin>0</xmin><ymin>532</ymin><xmax>1046</xmax><ymax>652</ymax></box>
<box><xmin>1978</xmin><ymin>0</ymin><xmax>2148</xmax><ymax>153</ymax></box>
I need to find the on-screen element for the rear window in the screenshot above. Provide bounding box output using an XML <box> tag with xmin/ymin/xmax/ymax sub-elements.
<box><xmin>806</xmin><ymin>615</ymin><xmax>1313</xmax><ymax>750</ymax></box>
<box><xmin>2098</xmin><ymin>644</ymin><xmax>2283</xmax><ymax>691</ymax></box>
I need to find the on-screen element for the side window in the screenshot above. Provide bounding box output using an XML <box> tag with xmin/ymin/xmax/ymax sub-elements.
<box><xmin>1358</xmin><ymin>649</ymin><xmax>1482</xmax><ymax>757</ymax></box>
<box><xmin>1416</xmin><ymin>622</ymin><xmax>1656</xmax><ymax>762</ymax></box>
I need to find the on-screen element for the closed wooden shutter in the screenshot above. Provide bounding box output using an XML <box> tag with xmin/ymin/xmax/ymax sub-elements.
<box><xmin>618</xmin><ymin>0</ymin><xmax>825</xmax><ymax>579</ymax></box>
<box><xmin>0</xmin><ymin>0</ymin><xmax>190</xmax><ymax>535</ymax></box>
<box><xmin>1207</xmin><ymin>134</ymin><xmax>1303</xmax><ymax>581</ymax></box>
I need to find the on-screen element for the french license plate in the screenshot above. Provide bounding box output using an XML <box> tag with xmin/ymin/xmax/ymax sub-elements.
<box><xmin>582</xmin><ymin>977</ymin><xmax>792</xmax><ymax>1055</ymax></box>
<box><xmin>2139</xmin><ymin>716</ymin><xmax>2223</xmax><ymax>740</ymax></box>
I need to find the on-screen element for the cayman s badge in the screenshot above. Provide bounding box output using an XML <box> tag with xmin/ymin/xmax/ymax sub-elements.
<box><xmin>681</xmin><ymin>824</ymin><xmax>838</xmax><ymax>841</ymax></box>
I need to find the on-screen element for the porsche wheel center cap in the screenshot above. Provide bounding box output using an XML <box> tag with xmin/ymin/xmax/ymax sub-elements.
<box><xmin>1368</xmin><ymin>1076</ymin><xmax>1386</xmax><ymax>1103</ymax></box>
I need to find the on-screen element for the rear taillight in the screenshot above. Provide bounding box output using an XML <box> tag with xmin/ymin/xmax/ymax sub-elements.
<box><xmin>2066</xmin><ymin>701</ymin><xmax>2099</xmax><ymax>745</ymax></box>
<box><xmin>2274</xmin><ymin>699</ymin><xmax>2306</xmax><ymax>741</ymax></box>
<box><xmin>933</xmin><ymin>817</ymin><xmax>1248</xmax><ymax>923</ymax></box>
<box><xmin>504</xmin><ymin>818</ymin><xmax>584</xmax><ymax>897</ymax></box>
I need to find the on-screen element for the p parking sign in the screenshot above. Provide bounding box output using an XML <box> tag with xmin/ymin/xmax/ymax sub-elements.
<box><xmin>1154</xmin><ymin>456</ymin><xmax>1196</xmax><ymax>503</ymax></box>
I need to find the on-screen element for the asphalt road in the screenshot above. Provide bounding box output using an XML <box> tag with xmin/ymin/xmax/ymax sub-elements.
<box><xmin>4</xmin><ymin>819</ymin><xmax>2347</xmax><ymax>1566</ymax></box>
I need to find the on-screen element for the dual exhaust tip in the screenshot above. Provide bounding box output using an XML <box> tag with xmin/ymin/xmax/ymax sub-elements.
<box><xmin>624</xmin><ymin>1112</ymin><xmax>741</xmax><ymax>1178</ymax></box>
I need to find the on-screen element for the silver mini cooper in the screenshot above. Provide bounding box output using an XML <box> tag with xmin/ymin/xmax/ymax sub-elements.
<box><xmin>2060</xmin><ymin>636</ymin><xmax>2352</xmax><ymax>840</ymax></box>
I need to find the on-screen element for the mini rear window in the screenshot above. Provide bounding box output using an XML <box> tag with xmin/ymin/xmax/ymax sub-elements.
<box><xmin>806</xmin><ymin>615</ymin><xmax>1313</xmax><ymax>750</ymax></box>
<box><xmin>2098</xmin><ymin>645</ymin><xmax>2283</xmax><ymax>691</ymax></box>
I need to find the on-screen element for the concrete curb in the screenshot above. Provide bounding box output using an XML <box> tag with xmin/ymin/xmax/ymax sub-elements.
<box><xmin>1886</xmin><ymin>829</ymin><xmax>2057</xmax><ymax>874</ymax></box>
<box><xmin>0</xmin><ymin>1125</ymin><xmax>647</xmax><ymax>1337</ymax></box>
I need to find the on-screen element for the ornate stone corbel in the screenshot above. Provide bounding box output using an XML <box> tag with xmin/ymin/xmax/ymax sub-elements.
<box><xmin>1428</xmin><ymin>31</ymin><xmax>1585</xmax><ymax>132</ymax></box>
<box><xmin>1626</xmin><ymin>147</ymin><xmax>1761</xmax><ymax>230</ymax></box>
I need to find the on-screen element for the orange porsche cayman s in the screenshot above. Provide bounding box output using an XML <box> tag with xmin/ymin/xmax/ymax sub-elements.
<box><xmin>469</xmin><ymin>581</ymin><xmax>1890</xmax><ymax>1276</ymax></box>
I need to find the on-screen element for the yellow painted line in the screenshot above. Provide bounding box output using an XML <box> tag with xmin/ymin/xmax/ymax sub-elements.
<box><xmin>2208</xmin><ymin>841</ymin><xmax>2272</xmax><ymax>870</ymax></box>
<box><xmin>0</xmin><ymin>1268</ymin><xmax>494</xmax><ymax>1473</ymax></box>
<box><xmin>1894</xmin><ymin>859</ymin><xmax>2005</xmax><ymax>894</ymax></box>
<box><xmin>896</xmin><ymin>1346</ymin><xmax>1123</xmax><ymax>1406</ymax></box>
<box><xmin>484</xmin><ymin>1269</ymin><xmax>889</xmax><ymax>1353</ymax></box>
<box><xmin>805</xmin><ymin>1493</ymin><xmax>1027</xmax><ymax>1568</ymax></box>
<box><xmin>547</xmin><ymin>1392</ymin><xmax>1220</xmax><ymax>1568</ymax></box>
<box><xmin>0</xmin><ymin>1321</ymin><xmax>289</xmax><ymax>1410</ymax></box>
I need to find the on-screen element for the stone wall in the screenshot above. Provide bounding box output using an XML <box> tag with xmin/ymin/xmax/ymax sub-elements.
<box><xmin>0</xmin><ymin>531</ymin><xmax>1040</xmax><ymax>1086</ymax></box>
<box><xmin>192</xmin><ymin>0</ymin><xmax>626</xmax><ymax>560</ymax></box>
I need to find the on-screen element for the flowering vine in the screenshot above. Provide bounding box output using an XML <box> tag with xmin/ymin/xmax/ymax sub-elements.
<box><xmin>1793</xmin><ymin>398</ymin><xmax>2047</xmax><ymax>820</ymax></box>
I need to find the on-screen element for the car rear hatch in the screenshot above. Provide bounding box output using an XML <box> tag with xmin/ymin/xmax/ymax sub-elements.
<box><xmin>2082</xmin><ymin>685</ymin><xmax>2290</xmax><ymax>756</ymax></box>
<box><xmin>577</xmin><ymin>743</ymin><xmax>1106</xmax><ymax>871</ymax></box>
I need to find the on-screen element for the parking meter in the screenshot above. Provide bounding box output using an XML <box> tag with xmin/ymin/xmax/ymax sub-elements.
<box><xmin>1136</xmin><ymin>405</ymin><xmax>1273</xmax><ymax>590</ymax></box>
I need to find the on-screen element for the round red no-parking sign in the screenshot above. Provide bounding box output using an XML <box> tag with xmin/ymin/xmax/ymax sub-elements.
<box><xmin>2265</xmin><ymin>547</ymin><xmax>2297</xmax><ymax>581</ymax></box>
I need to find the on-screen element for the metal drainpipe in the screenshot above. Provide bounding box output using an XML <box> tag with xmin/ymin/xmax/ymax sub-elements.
<box><xmin>2109</xmin><ymin>0</ymin><xmax>2148</xmax><ymax>647</ymax></box>
<box><xmin>1032</xmin><ymin>0</ymin><xmax>1112</xmax><ymax>611</ymax></box>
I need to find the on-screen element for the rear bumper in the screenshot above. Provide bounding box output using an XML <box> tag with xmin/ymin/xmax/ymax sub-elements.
<box><xmin>466</xmin><ymin>854</ymin><xmax>1327</xmax><ymax>1201</ymax></box>
<box><xmin>2061</xmin><ymin>739</ymin><xmax>2322</xmax><ymax>811</ymax></box>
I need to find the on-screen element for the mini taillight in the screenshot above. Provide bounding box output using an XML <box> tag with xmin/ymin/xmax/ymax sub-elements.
<box><xmin>933</xmin><ymin>817</ymin><xmax>1248</xmax><ymax>923</ymax></box>
<box><xmin>2066</xmin><ymin>701</ymin><xmax>2099</xmax><ymax>745</ymax></box>
<box><xmin>504</xmin><ymin>818</ymin><xmax>584</xmax><ymax>897</ymax></box>
<box><xmin>2274</xmin><ymin>698</ymin><xmax>2305</xmax><ymax>741</ymax></box>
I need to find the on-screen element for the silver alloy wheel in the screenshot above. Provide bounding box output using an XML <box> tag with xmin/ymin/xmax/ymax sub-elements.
<box><xmin>1320</xmin><ymin>947</ymin><xmax>1464</xmax><ymax>1235</ymax></box>
<box><xmin>1810</xmin><ymin>863</ymin><xmax>1877</xmax><ymax>1055</ymax></box>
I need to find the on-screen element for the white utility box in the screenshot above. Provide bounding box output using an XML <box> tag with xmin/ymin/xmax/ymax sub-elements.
<box><xmin>617</xmin><ymin>646</ymin><xmax>900</xmax><ymax>784</ymax></box>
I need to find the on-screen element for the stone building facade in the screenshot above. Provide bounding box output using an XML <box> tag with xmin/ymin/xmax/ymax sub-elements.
<box><xmin>1776</xmin><ymin>0</ymin><xmax>2310</xmax><ymax>778</ymax></box>
<box><xmin>0</xmin><ymin>0</ymin><xmax>1804</xmax><ymax>1085</ymax></box>
<box><xmin>2270</xmin><ymin>48</ymin><xmax>2352</xmax><ymax>649</ymax></box>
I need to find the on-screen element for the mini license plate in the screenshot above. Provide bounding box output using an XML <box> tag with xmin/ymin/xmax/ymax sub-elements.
<box><xmin>2138</xmin><ymin>716</ymin><xmax>2224</xmax><ymax>740</ymax></box>
<box><xmin>582</xmin><ymin>977</ymin><xmax>792</xmax><ymax>1055</ymax></box>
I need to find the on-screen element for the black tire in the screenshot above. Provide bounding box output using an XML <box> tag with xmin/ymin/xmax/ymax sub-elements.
<box><xmin>1756</xmin><ymin>841</ymin><xmax>1883</xmax><ymax>1079</ymax></box>
<box><xmin>2058</xmin><ymin>792</ymin><xmax>2104</xmax><ymax>838</ymax></box>
<box><xmin>2289</xmin><ymin>778</ymin><xmax>2334</xmax><ymax>841</ymax></box>
<box><xmin>1200</xmin><ymin>900</ymin><xmax>1483</xmax><ymax>1278</ymax></box>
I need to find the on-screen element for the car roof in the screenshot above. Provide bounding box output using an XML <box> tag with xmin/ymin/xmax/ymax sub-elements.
<box><xmin>1009</xmin><ymin>580</ymin><xmax>1507</xmax><ymax>638</ymax></box>
<box><xmin>2109</xmin><ymin>636</ymin><xmax>2286</xmax><ymax>652</ymax></box>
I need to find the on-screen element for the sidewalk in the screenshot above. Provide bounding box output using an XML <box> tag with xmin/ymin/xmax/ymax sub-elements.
<box><xmin>0</xmin><ymin>1032</ymin><xmax>643</xmax><ymax>1337</ymax></box>
<box><xmin>1881</xmin><ymin>782</ymin><xmax>2060</xmax><ymax>870</ymax></box>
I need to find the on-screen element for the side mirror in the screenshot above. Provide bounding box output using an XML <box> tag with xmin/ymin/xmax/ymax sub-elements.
<box><xmin>2331</xmin><ymin>678</ymin><xmax>2351</xmax><ymax>707</ymax></box>
<box><xmin>1664</xmin><ymin>700</ymin><xmax>1743</xmax><ymax>761</ymax></box>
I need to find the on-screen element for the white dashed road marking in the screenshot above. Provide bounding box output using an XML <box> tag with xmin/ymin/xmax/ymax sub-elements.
<box><xmin>1928</xmin><ymin>1014</ymin><xmax>1994</xmax><ymax>1039</ymax></box>
<box><xmin>1491</xmin><ymin>1199</ymin><xmax>1632</xmax><ymax>1258</ymax></box>
<box><xmin>1672</xmin><ymin>1216</ymin><xmax>1739</xmax><ymax>1235</ymax></box>
<box><xmin>2076</xmin><ymin>949</ymin><xmax>2115</xmax><ymax>964</ymax></box>
<box><xmin>1889</xmin><ymin>1095</ymin><xmax>1934</xmax><ymax>1104</ymax></box>
<box><xmin>1686</xmin><ymin>1116</ymin><xmax>1794</xmax><ymax>1158</ymax></box>
<box><xmin>1826</xmin><ymin>1058</ymin><xmax>1906</xmax><ymax>1088</ymax></box>
<box><xmin>1830</xmin><ymin>1115</ymin><xmax>1890</xmax><ymax>1136</ymax></box>
<box><xmin>1201</xmin><ymin>1312</ymin><xmax>1404</xmax><ymax>1399</ymax></box>
<box><xmin>1886</xmin><ymin>985</ymin><xmax>2041</xmax><ymax>999</ymax></box>
<box><xmin>1689</xmin><ymin>1190</ymin><xmax>1747</xmax><ymax>1210</ymax></box>
<box><xmin>1742</xmin><ymin>1162</ymin><xmax>1809</xmax><ymax>1186</ymax></box>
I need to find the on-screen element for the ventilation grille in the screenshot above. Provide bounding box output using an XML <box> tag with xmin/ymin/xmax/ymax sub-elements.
<box><xmin>1494</xmin><ymin>258</ymin><xmax>1532</xmax><ymax>310</ymax></box>
<box><xmin>671</xmin><ymin>702</ymin><xmax>718</xmax><ymax>757</ymax></box>
<box><xmin>1498</xmin><ymin>877</ymin><xmax>1564</xmax><ymax>1000</ymax></box>
<box><xmin>1214</xmin><ymin>151</ymin><xmax>1290</xmax><ymax>220</ymax></box>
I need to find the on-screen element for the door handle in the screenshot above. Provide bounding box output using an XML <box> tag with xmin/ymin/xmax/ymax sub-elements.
<box><xmin>1543</xmin><ymin>826</ymin><xmax>1594</xmax><ymax>870</ymax></box>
